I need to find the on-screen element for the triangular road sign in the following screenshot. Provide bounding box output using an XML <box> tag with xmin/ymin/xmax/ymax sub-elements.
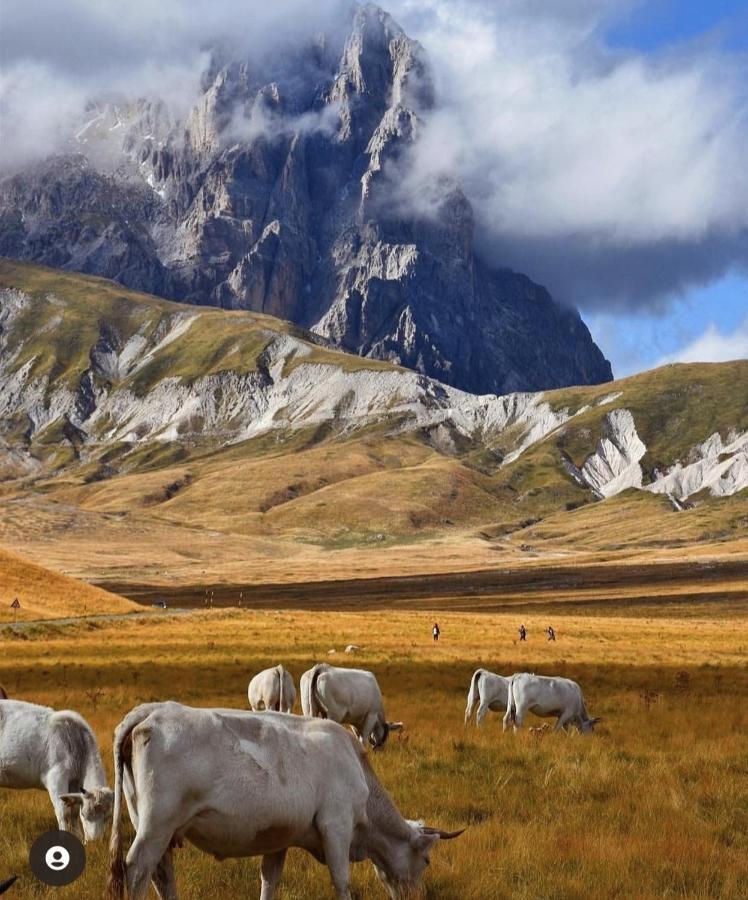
<box><xmin>10</xmin><ymin>598</ymin><xmax>20</xmax><ymax>609</ymax></box>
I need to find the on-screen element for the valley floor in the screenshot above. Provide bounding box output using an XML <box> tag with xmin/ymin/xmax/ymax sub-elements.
<box><xmin>1</xmin><ymin>599</ymin><xmax>747</xmax><ymax>898</ymax></box>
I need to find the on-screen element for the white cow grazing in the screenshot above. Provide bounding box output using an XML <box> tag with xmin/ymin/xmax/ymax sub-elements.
<box><xmin>464</xmin><ymin>669</ymin><xmax>510</xmax><ymax>726</ymax></box>
<box><xmin>503</xmin><ymin>673</ymin><xmax>602</xmax><ymax>734</ymax></box>
<box><xmin>301</xmin><ymin>664</ymin><xmax>402</xmax><ymax>749</ymax></box>
<box><xmin>108</xmin><ymin>702</ymin><xmax>462</xmax><ymax>900</ymax></box>
<box><xmin>0</xmin><ymin>699</ymin><xmax>113</xmax><ymax>840</ymax></box>
<box><xmin>248</xmin><ymin>665</ymin><xmax>296</xmax><ymax>714</ymax></box>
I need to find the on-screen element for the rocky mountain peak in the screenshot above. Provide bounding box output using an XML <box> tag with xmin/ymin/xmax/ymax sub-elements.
<box><xmin>0</xmin><ymin>1</ymin><xmax>613</xmax><ymax>395</ymax></box>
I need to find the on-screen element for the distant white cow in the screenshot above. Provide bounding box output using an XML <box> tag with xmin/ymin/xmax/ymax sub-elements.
<box><xmin>248</xmin><ymin>665</ymin><xmax>296</xmax><ymax>714</ymax></box>
<box><xmin>301</xmin><ymin>664</ymin><xmax>402</xmax><ymax>749</ymax></box>
<box><xmin>464</xmin><ymin>669</ymin><xmax>510</xmax><ymax>726</ymax></box>
<box><xmin>503</xmin><ymin>673</ymin><xmax>601</xmax><ymax>734</ymax></box>
<box><xmin>0</xmin><ymin>699</ymin><xmax>113</xmax><ymax>840</ymax></box>
<box><xmin>108</xmin><ymin>702</ymin><xmax>462</xmax><ymax>900</ymax></box>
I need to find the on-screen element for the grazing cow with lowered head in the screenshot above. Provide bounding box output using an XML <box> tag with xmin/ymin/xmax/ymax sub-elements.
<box><xmin>301</xmin><ymin>664</ymin><xmax>402</xmax><ymax>749</ymax></box>
<box><xmin>248</xmin><ymin>665</ymin><xmax>296</xmax><ymax>714</ymax></box>
<box><xmin>108</xmin><ymin>702</ymin><xmax>462</xmax><ymax>900</ymax></box>
<box><xmin>503</xmin><ymin>673</ymin><xmax>602</xmax><ymax>734</ymax></box>
<box><xmin>464</xmin><ymin>669</ymin><xmax>510</xmax><ymax>726</ymax></box>
<box><xmin>0</xmin><ymin>699</ymin><xmax>113</xmax><ymax>840</ymax></box>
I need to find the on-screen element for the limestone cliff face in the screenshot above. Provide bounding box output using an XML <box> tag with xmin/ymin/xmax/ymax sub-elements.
<box><xmin>0</xmin><ymin>3</ymin><xmax>612</xmax><ymax>395</ymax></box>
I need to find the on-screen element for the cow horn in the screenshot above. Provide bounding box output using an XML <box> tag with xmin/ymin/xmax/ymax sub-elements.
<box><xmin>421</xmin><ymin>827</ymin><xmax>465</xmax><ymax>840</ymax></box>
<box><xmin>387</xmin><ymin>722</ymin><xmax>404</xmax><ymax>731</ymax></box>
<box><xmin>0</xmin><ymin>876</ymin><xmax>19</xmax><ymax>895</ymax></box>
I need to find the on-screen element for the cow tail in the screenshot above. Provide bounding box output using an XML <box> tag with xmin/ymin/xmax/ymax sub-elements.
<box><xmin>277</xmin><ymin>665</ymin><xmax>285</xmax><ymax>712</ymax></box>
<box><xmin>505</xmin><ymin>676</ymin><xmax>517</xmax><ymax>727</ymax></box>
<box><xmin>108</xmin><ymin>706</ymin><xmax>152</xmax><ymax>900</ymax></box>
<box><xmin>465</xmin><ymin>669</ymin><xmax>483</xmax><ymax>724</ymax></box>
<box><xmin>306</xmin><ymin>664</ymin><xmax>329</xmax><ymax>719</ymax></box>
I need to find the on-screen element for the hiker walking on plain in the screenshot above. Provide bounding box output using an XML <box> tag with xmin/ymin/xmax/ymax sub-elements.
<box><xmin>547</xmin><ymin>626</ymin><xmax>556</xmax><ymax>641</ymax></box>
<box><xmin>518</xmin><ymin>624</ymin><xmax>527</xmax><ymax>642</ymax></box>
<box><xmin>432</xmin><ymin>622</ymin><xmax>440</xmax><ymax>642</ymax></box>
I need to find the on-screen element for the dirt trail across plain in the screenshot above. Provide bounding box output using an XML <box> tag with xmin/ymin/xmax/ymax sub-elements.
<box><xmin>1</xmin><ymin>609</ymin><xmax>190</xmax><ymax>632</ymax></box>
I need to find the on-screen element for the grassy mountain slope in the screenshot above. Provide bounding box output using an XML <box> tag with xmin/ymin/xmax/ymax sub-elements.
<box><xmin>0</xmin><ymin>545</ymin><xmax>136</xmax><ymax>621</ymax></box>
<box><xmin>0</xmin><ymin>261</ymin><xmax>745</xmax><ymax>587</ymax></box>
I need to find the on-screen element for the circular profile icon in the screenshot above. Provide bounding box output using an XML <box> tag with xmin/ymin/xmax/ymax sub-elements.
<box><xmin>29</xmin><ymin>830</ymin><xmax>85</xmax><ymax>887</ymax></box>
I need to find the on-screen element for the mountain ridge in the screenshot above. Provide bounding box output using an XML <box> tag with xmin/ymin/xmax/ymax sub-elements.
<box><xmin>0</xmin><ymin>2</ymin><xmax>612</xmax><ymax>396</ymax></box>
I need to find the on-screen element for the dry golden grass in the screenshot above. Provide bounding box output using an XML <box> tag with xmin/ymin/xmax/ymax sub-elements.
<box><xmin>0</xmin><ymin>488</ymin><xmax>745</xmax><ymax>592</ymax></box>
<box><xmin>0</xmin><ymin>545</ymin><xmax>136</xmax><ymax>622</ymax></box>
<box><xmin>1</xmin><ymin>604</ymin><xmax>746</xmax><ymax>898</ymax></box>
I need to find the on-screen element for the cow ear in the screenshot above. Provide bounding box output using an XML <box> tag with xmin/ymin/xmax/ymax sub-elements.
<box><xmin>412</xmin><ymin>830</ymin><xmax>440</xmax><ymax>852</ymax></box>
<box><xmin>60</xmin><ymin>793</ymin><xmax>84</xmax><ymax>808</ymax></box>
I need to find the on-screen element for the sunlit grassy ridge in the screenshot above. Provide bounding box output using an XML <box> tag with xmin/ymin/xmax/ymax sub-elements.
<box><xmin>0</xmin><ymin>545</ymin><xmax>136</xmax><ymax>621</ymax></box>
<box><xmin>0</xmin><ymin>258</ymin><xmax>396</xmax><ymax>396</ymax></box>
<box><xmin>1</xmin><ymin>605</ymin><xmax>746</xmax><ymax>898</ymax></box>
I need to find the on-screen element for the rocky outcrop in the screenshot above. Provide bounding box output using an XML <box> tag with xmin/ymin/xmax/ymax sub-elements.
<box><xmin>564</xmin><ymin>408</ymin><xmax>748</xmax><ymax>501</ymax></box>
<box><xmin>0</xmin><ymin>3</ymin><xmax>612</xmax><ymax>396</ymax></box>
<box><xmin>647</xmin><ymin>431</ymin><xmax>748</xmax><ymax>501</ymax></box>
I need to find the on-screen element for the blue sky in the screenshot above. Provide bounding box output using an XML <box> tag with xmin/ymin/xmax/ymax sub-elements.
<box><xmin>607</xmin><ymin>0</ymin><xmax>748</xmax><ymax>53</ymax></box>
<box><xmin>585</xmin><ymin>273</ymin><xmax>748</xmax><ymax>376</ymax></box>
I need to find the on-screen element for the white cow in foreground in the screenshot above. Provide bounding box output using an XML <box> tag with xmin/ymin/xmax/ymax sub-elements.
<box><xmin>503</xmin><ymin>673</ymin><xmax>601</xmax><ymax>734</ymax></box>
<box><xmin>464</xmin><ymin>669</ymin><xmax>510</xmax><ymax>726</ymax></box>
<box><xmin>0</xmin><ymin>699</ymin><xmax>113</xmax><ymax>840</ymax></box>
<box><xmin>301</xmin><ymin>664</ymin><xmax>402</xmax><ymax>749</ymax></box>
<box><xmin>108</xmin><ymin>702</ymin><xmax>462</xmax><ymax>900</ymax></box>
<box><xmin>248</xmin><ymin>665</ymin><xmax>296</xmax><ymax>714</ymax></box>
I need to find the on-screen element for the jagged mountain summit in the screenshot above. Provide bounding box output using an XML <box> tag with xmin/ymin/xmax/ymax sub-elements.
<box><xmin>0</xmin><ymin>3</ymin><xmax>612</xmax><ymax>395</ymax></box>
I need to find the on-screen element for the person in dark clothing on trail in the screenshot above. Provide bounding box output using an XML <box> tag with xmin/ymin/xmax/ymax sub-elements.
<box><xmin>547</xmin><ymin>626</ymin><xmax>556</xmax><ymax>641</ymax></box>
<box><xmin>433</xmin><ymin>622</ymin><xmax>440</xmax><ymax>642</ymax></box>
<box><xmin>518</xmin><ymin>624</ymin><xmax>527</xmax><ymax>641</ymax></box>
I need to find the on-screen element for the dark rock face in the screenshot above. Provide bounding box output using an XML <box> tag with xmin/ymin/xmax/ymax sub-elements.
<box><xmin>0</xmin><ymin>3</ymin><xmax>612</xmax><ymax>394</ymax></box>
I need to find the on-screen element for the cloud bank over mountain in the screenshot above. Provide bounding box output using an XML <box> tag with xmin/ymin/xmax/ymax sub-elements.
<box><xmin>2</xmin><ymin>0</ymin><xmax>747</xmax><ymax>318</ymax></box>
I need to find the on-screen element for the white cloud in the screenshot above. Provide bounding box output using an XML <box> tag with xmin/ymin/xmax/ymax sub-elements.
<box><xmin>655</xmin><ymin>317</ymin><xmax>748</xmax><ymax>366</ymax></box>
<box><xmin>388</xmin><ymin>0</ymin><xmax>748</xmax><ymax>308</ymax></box>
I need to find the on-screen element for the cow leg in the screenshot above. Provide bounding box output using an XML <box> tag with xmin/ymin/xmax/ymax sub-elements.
<box><xmin>555</xmin><ymin>711</ymin><xmax>574</xmax><ymax>732</ymax></box>
<box><xmin>360</xmin><ymin>711</ymin><xmax>380</xmax><ymax>746</ymax></box>
<box><xmin>152</xmin><ymin>849</ymin><xmax>178</xmax><ymax>900</ymax></box>
<box><xmin>260</xmin><ymin>849</ymin><xmax>287</xmax><ymax>900</ymax></box>
<box><xmin>511</xmin><ymin>708</ymin><xmax>525</xmax><ymax>733</ymax></box>
<box><xmin>43</xmin><ymin>767</ymin><xmax>81</xmax><ymax>836</ymax></box>
<box><xmin>125</xmin><ymin>832</ymin><xmax>174</xmax><ymax>900</ymax></box>
<box><xmin>318</xmin><ymin>819</ymin><xmax>354</xmax><ymax>900</ymax></box>
<box><xmin>476</xmin><ymin>701</ymin><xmax>490</xmax><ymax>726</ymax></box>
